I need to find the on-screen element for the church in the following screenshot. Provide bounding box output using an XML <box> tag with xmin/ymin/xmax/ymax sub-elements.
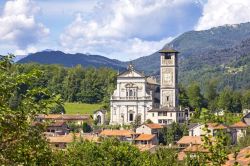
<box><xmin>110</xmin><ymin>48</ymin><xmax>190</xmax><ymax>125</ymax></box>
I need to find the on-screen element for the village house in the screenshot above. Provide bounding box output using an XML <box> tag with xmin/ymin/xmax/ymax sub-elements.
<box><xmin>46</xmin><ymin>121</ymin><xmax>69</xmax><ymax>136</ymax></box>
<box><xmin>187</xmin><ymin>123</ymin><xmax>228</xmax><ymax>137</ymax></box>
<box><xmin>177</xmin><ymin>136</ymin><xmax>202</xmax><ymax>148</ymax></box>
<box><xmin>178</xmin><ymin>144</ymin><xmax>209</xmax><ymax>161</ymax></box>
<box><xmin>135</xmin><ymin>144</ymin><xmax>157</xmax><ymax>152</ymax></box>
<box><xmin>99</xmin><ymin>129</ymin><xmax>136</xmax><ymax>143</ymax></box>
<box><xmin>47</xmin><ymin>133</ymin><xmax>99</xmax><ymax>149</ymax></box>
<box><xmin>230</xmin><ymin>121</ymin><xmax>248</xmax><ymax>142</ymax></box>
<box><xmin>134</xmin><ymin>134</ymin><xmax>158</xmax><ymax>145</ymax></box>
<box><xmin>47</xmin><ymin>133</ymin><xmax>79</xmax><ymax>148</ymax></box>
<box><xmin>136</xmin><ymin>123</ymin><xmax>163</xmax><ymax>138</ymax></box>
<box><xmin>223</xmin><ymin>146</ymin><xmax>250</xmax><ymax>166</ymax></box>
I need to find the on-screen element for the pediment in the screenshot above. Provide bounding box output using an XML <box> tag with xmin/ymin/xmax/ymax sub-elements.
<box><xmin>118</xmin><ymin>70</ymin><xmax>144</xmax><ymax>78</ymax></box>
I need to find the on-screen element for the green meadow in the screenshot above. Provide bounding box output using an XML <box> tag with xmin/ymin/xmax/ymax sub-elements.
<box><xmin>64</xmin><ymin>102</ymin><xmax>102</xmax><ymax>115</ymax></box>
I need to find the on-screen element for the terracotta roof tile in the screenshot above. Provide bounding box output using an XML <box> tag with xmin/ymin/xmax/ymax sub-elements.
<box><xmin>177</xmin><ymin>136</ymin><xmax>202</xmax><ymax>145</ymax></box>
<box><xmin>207</xmin><ymin>123</ymin><xmax>227</xmax><ymax>129</ymax></box>
<box><xmin>230</xmin><ymin>121</ymin><xmax>248</xmax><ymax>128</ymax></box>
<box><xmin>100</xmin><ymin>130</ymin><xmax>135</xmax><ymax>137</ymax></box>
<box><xmin>223</xmin><ymin>146</ymin><xmax>250</xmax><ymax>166</ymax></box>
<box><xmin>47</xmin><ymin>133</ymin><xmax>99</xmax><ymax>143</ymax></box>
<box><xmin>135</xmin><ymin>144</ymin><xmax>157</xmax><ymax>152</ymax></box>
<box><xmin>135</xmin><ymin>134</ymin><xmax>156</xmax><ymax>141</ymax></box>
<box><xmin>47</xmin><ymin>133</ymin><xmax>80</xmax><ymax>143</ymax></box>
<box><xmin>145</xmin><ymin>123</ymin><xmax>163</xmax><ymax>129</ymax></box>
<box><xmin>48</xmin><ymin>120</ymin><xmax>66</xmax><ymax>127</ymax></box>
<box><xmin>37</xmin><ymin>114</ymin><xmax>90</xmax><ymax>120</ymax></box>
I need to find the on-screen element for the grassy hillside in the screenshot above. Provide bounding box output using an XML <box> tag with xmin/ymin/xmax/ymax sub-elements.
<box><xmin>64</xmin><ymin>102</ymin><xmax>102</xmax><ymax>115</ymax></box>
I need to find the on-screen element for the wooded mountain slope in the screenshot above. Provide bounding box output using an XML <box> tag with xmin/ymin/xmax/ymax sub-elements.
<box><xmin>18</xmin><ymin>22</ymin><xmax>250</xmax><ymax>91</ymax></box>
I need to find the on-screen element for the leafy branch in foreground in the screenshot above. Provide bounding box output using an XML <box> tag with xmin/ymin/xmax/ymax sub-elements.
<box><xmin>0</xmin><ymin>55</ymin><xmax>61</xmax><ymax>165</ymax></box>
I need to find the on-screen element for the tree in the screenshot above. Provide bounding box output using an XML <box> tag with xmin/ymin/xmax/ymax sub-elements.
<box><xmin>178</xmin><ymin>84</ymin><xmax>190</xmax><ymax>108</ymax></box>
<box><xmin>131</xmin><ymin>115</ymin><xmax>141</xmax><ymax>131</ymax></box>
<box><xmin>202</xmin><ymin>126</ymin><xmax>229</xmax><ymax>165</ymax></box>
<box><xmin>218</xmin><ymin>87</ymin><xmax>242</xmax><ymax>113</ymax></box>
<box><xmin>145</xmin><ymin>119</ymin><xmax>153</xmax><ymax>124</ymax></box>
<box><xmin>187</xmin><ymin>83</ymin><xmax>203</xmax><ymax>110</ymax></box>
<box><xmin>162</xmin><ymin>122</ymin><xmax>186</xmax><ymax>145</ymax></box>
<box><xmin>242</xmin><ymin>90</ymin><xmax>250</xmax><ymax>109</ymax></box>
<box><xmin>50</xmin><ymin>104</ymin><xmax>65</xmax><ymax>114</ymax></box>
<box><xmin>0</xmin><ymin>55</ymin><xmax>61</xmax><ymax>165</ymax></box>
<box><xmin>204</xmin><ymin>80</ymin><xmax>218</xmax><ymax>111</ymax></box>
<box><xmin>82</xmin><ymin>122</ymin><xmax>92</xmax><ymax>133</ymax></box>
<box><xmin>65</xmin><ymin>138</ymin><xmax>142</xmax><ymax>165</ymax></box>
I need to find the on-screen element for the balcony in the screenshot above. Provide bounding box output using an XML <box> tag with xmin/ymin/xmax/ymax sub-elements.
<box><xmin>111</xmin><ymin>96</ymin><xmax>152</xmax><ymax>100</ymax></box>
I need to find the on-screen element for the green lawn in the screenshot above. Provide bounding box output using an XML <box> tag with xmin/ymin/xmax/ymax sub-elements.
<box><xmin>64</xmin><ymin>102</ymin><xmax>102</xmax><ymax>115</ymax></box>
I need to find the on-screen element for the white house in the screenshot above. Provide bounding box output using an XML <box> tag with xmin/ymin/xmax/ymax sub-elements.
<box><xmin>188</xmin><ymin>123</ymin><xmax>205</xmax><ymax>136</ymax></box>
<box><xmin>188</xmin><ymin>123</ymin><xmax>228</xmax><ymax>137</ymax></box>
<box><xmin>230</xmin><ymin>121</ymin><xmax>248</xmax><ymax>142</ymax></box>
<box><xmin>136</xmin><ymin>123</ymin><xmax>163</xmax><ymax>137</ymax></box>
<box><xmin>134</xmin><ymin>134</ymin><xmax>158</xmax><ymax>145</ymax></box>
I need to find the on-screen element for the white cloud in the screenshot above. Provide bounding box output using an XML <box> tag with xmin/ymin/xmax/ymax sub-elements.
<box><xmin>0</xmin><ymin>0</ymin><xmax>49</xmax><ymax>50</ymax></box>
<box><xmin>60</xmin><ymin>0</ymin><xmax>197</xmax><ymax>60</ymax></box>
<box><xmin>195</xmin><ymin>0</ymin><xmax>250</xmax><ymax>30</ymax></box>
<box><xmin>14</xmin><ymin>46</ymin><xmax>37</xmax><ymax>55</ymax></box>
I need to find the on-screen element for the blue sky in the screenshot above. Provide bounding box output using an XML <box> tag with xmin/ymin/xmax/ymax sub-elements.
<box><xmin>1</xmin><ymin>0</ymin><xmax>250</xmax><ymax>60</ymax></box>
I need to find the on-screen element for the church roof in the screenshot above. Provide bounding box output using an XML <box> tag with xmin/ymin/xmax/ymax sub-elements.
<box><xmin>148</xmin><ymin>106</ymin><xmax>179</xmax><ymax>112</ymax></box>
<box><xmin>118</xmin><ymin>66</ymin><xmax>145</xmax><ymax>78</ymax></box>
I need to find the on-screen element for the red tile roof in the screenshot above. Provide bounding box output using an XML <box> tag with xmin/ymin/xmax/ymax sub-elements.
<box><xmin>37</xmin><ymin>114</ymin><xmax>90</xmax><ymax>120</ymax></box>
<box><xmin>207</xmin><ymin>123</ymin><xmax>227</xmax><ymax>129</ymax></box>
<box><xmin>230</xmin><ymin>121</ymin><xmax>248</xmax><ymax>128</ymax></box>
<box><xmin>47</xmin><ymin>133</ymin><xmax>80</xmax><ymax>143</ymax></box>
<box><xmin>223</xmin><ymin>146</ymin><xmax>250</xmax><ymax>166</ymax></box>
<box><xmin>177</xmin><ymin>136</ymin><xmax>202</xmax><ymax>145</ymax></box>
<box><xmin>47</xmin><ymin>133</ymin><xmax>99</xmax><ymax>143</ymax></box>
<box><xmin>48</xmin><ymin>120</ymin><xmax>66</xmax><ymax>127</ymax></box>
<box><xmin>135</xmin><ymin>144</ymin><xmax>157</xmax><ymax>152</ymax></box>
<box><xmin>145</xmin><ymin>123</ymin><xmax>163</xmax><ymax>129</ymax></box>
<box><xmin>135</xmin><ymin>134</ymin><xmax>156</xmax><ymax>141</ymax></box>
<box><xmin>100</xmin><ymin>130</ymin><xmax>135</xmax><ymax>137</ymax></box>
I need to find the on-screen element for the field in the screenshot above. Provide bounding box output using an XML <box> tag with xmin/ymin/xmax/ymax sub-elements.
<box><xmin>64</xmin><ymin>102</ymin><xmax>102</xmax><ymax>115</ymax></box>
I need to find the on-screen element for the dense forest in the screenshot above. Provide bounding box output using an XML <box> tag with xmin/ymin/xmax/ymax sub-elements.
<box><xmin>15</xmin><ymin>63</ymin><xmax>117</xmax><ymax>107</ymax></box>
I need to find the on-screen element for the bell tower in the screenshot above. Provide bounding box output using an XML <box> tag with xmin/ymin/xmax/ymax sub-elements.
<box><xmin>159</xmin><ymin>48</ymin><xmax>179</xmax><ymax>108</ymax></box>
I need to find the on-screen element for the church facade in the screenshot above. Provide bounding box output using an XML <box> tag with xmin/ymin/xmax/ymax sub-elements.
<box><xmin>110</xmin><ymin>64</ymin><xmax>160</xmax><ymax>125</ymax></box>
<box><xmin>110</xmin><ymin>49</ymin><xmax>190</xmax><ymax>125</ymax></box>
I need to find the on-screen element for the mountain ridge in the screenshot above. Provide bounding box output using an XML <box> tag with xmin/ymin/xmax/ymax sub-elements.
<box><xmin>18</xmin><ymin>22</ymin><xmax>250</xmax><ymax>90</ymax></box>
